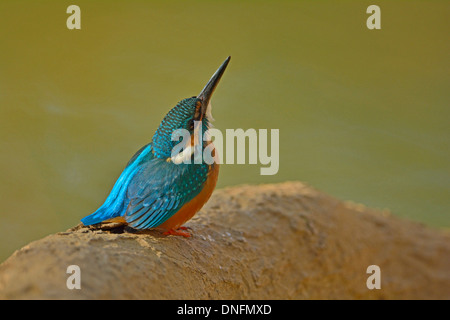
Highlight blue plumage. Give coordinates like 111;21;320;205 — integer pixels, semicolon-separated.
81;143;152;226
124;155;209;229
81;98;209;229
81;57;230;233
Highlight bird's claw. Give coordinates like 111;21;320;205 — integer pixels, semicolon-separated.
163;228;191;238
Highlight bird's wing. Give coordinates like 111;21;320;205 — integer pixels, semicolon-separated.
124;158;209;229
81;143;154;226
126;142;152;167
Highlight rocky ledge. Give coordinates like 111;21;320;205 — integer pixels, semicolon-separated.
0;182;448;299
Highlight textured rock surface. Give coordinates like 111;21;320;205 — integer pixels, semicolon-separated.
0;182;449;299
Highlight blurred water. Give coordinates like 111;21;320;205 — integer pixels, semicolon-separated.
0;1;449;262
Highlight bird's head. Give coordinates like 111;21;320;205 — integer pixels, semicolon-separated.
152;56;230;160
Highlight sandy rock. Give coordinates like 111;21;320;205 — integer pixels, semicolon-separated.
0;182;448;299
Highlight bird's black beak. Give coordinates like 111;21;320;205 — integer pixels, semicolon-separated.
197;56;230;116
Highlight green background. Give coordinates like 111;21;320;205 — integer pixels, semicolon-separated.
0;1;449;262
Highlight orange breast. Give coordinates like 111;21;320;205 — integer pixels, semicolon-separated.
159;162;219;230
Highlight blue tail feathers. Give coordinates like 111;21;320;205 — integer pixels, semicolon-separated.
81;206;117;226
81;143;152;226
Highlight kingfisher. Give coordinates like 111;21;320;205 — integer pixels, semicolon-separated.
81;56;230;237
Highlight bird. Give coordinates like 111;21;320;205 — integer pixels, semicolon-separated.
81;56;230;237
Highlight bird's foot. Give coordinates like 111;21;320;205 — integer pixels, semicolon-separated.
163;227;191;238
